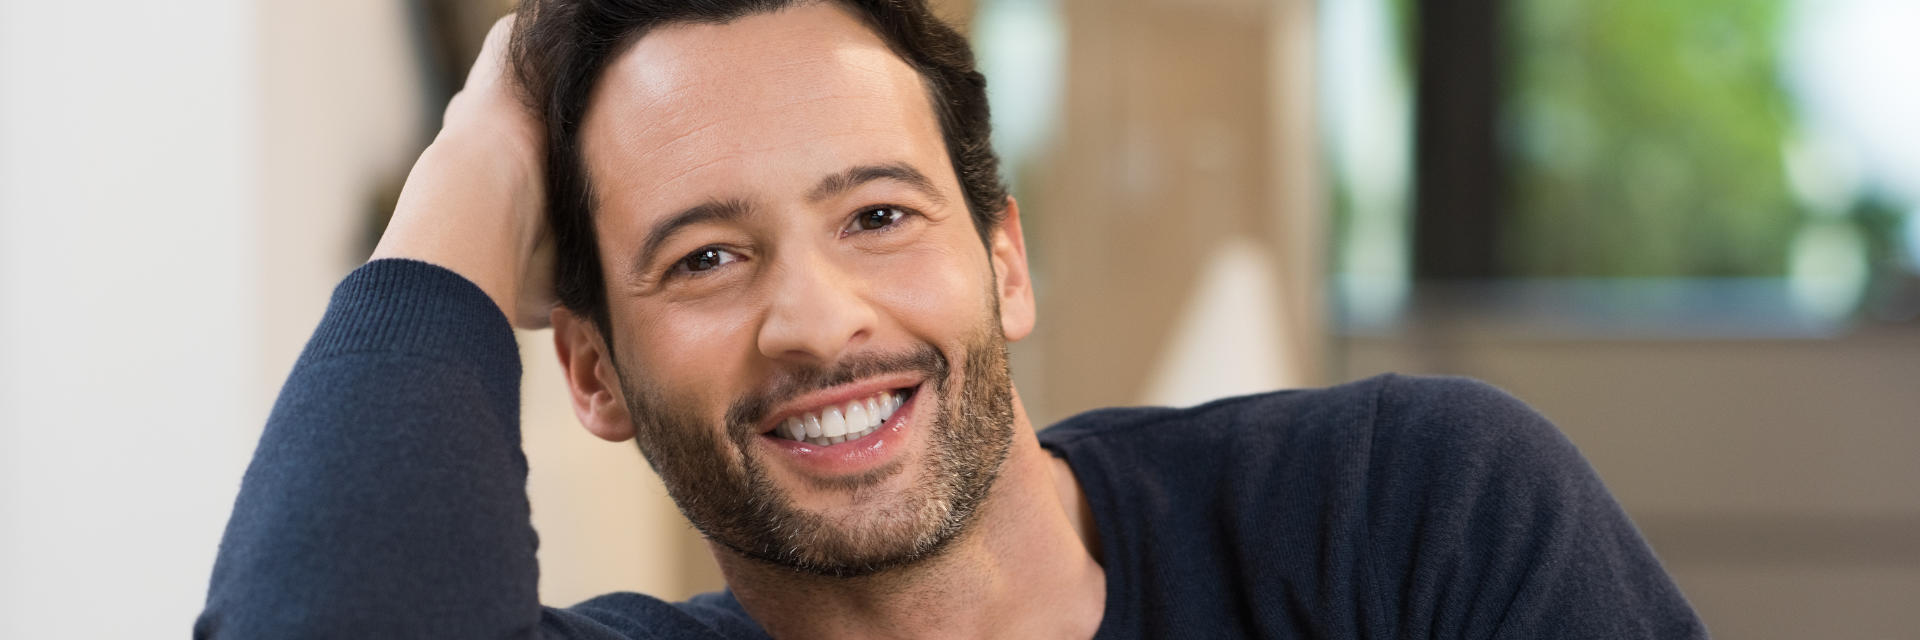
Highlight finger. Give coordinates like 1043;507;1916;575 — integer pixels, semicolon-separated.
465;14;518;89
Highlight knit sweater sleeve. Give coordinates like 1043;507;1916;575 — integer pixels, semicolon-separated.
1362;376;1708;639
195;259;549;638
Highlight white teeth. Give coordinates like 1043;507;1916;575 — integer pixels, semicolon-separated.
821;407;848;438
771;389;910;445
845;401;870;436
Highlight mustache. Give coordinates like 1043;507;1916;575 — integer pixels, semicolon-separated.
724;343;948;442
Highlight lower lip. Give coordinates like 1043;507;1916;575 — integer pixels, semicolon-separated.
758;384;922;477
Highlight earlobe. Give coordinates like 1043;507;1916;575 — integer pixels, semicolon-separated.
989;197;1037;342
551;307;636;442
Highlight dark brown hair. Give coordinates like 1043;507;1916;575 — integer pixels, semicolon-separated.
509;0;1007;333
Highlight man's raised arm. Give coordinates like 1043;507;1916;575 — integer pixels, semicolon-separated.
196;17;563;637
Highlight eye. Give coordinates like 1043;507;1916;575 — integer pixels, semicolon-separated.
672;246;741;276
848;206;908;233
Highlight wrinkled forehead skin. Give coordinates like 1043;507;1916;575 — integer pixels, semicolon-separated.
576;2;963;281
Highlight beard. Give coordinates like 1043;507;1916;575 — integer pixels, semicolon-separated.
613;317;1015;578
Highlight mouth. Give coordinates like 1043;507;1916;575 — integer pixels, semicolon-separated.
761;385;918;448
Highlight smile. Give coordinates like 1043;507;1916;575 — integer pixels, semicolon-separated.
768;388;911;447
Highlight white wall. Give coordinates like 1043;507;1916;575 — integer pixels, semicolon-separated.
0;0;431;636
0;1;260;637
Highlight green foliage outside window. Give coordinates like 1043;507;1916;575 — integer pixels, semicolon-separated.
1505;0;1800;277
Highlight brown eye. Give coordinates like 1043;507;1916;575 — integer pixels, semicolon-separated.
676;247;739;274
854;207;904;231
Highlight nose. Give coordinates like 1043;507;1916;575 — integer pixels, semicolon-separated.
755;248;877;366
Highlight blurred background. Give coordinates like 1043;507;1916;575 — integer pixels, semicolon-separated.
2;0;1916;637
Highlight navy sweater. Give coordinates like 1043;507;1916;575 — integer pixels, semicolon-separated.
198;260;1705;638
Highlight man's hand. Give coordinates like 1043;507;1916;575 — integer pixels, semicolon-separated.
371;15;555;329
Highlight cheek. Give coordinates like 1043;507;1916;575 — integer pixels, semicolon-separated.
870;237;994;337
619;300;763;415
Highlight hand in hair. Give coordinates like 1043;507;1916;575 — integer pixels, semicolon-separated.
371;15;555;329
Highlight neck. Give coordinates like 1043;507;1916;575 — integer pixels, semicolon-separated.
718;392;1106;639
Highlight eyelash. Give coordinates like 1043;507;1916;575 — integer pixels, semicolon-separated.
662;205;920;280
842;205;916;236
667;246;743;279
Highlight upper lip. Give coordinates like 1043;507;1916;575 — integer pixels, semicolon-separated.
757;373;923;435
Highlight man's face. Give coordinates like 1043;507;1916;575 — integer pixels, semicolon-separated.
572;3;1029;576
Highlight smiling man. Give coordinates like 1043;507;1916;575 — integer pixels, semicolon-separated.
197;0;1705;638
541;5;1044;593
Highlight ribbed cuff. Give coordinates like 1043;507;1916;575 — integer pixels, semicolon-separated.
302;259;522;411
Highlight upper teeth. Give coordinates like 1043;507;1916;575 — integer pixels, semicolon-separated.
776;390;905;446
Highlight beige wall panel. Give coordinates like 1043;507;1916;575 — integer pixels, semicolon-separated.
1343;334;1920;514
1033;0;1321;424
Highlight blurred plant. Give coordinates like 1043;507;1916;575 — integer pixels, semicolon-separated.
1504;0;1802;278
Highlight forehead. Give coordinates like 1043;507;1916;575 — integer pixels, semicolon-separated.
579;2;950;223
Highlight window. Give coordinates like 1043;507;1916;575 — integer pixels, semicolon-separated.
1325;0;1920;333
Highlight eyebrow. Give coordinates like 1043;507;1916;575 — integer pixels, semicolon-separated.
807;162;947;206
632;197;755;280
632;162;947;278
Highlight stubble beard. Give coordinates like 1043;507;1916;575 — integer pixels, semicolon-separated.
616;319;1016;579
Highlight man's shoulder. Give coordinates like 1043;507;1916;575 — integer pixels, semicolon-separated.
1037;376;1703;637
1038;373;1551;465
1035;373;1591;525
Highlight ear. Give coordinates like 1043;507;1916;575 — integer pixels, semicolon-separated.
988;196;1037;342
551;307;636;442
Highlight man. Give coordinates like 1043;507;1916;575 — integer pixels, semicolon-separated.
198;0;1706;637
